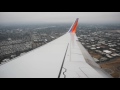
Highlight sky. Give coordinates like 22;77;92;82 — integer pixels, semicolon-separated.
0;12;120;24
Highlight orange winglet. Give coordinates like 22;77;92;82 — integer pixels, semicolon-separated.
69;18;79;33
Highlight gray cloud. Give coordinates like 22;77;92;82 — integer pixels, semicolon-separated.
0;12;120;24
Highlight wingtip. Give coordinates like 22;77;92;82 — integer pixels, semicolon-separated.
68;18;79;33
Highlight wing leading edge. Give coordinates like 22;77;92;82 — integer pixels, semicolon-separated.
0;18;112;78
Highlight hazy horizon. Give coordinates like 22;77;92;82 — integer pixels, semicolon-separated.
0;12;120;25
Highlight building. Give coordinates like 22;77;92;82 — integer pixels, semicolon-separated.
103;50;112;54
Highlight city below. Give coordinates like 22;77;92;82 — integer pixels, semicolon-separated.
0;23;120;78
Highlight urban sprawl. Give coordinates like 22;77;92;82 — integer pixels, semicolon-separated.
0;23;120;65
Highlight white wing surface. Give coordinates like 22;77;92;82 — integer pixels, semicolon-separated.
0;18;112;78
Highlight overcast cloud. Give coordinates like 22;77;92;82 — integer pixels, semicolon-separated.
0;12;120;24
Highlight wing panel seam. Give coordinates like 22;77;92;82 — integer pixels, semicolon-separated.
58;43;69;78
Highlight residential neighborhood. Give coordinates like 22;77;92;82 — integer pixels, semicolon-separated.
0;24;69;64
1;23;120;65
77;29;120;63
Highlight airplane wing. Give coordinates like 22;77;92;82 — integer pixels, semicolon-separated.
0;18;112;78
